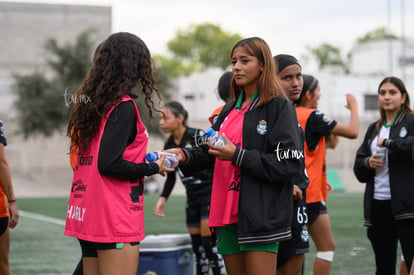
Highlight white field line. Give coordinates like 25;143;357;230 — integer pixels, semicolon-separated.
18;211;72;275
19;210;65;226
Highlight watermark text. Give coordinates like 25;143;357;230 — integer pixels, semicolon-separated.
64;87;92;106
274;142;304;161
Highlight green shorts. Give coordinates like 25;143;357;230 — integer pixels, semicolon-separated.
215;223;279;255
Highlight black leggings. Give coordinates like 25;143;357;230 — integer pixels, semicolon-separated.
368;200;414;274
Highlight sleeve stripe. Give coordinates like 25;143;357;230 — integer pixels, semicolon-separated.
235;148;245;166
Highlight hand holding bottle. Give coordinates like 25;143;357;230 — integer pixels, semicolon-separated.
369;138;386;169
164;148;185;163
207;133;236;161
146;151;179;168
153;154;175;176
205;127;226;146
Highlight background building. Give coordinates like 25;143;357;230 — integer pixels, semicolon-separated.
0;2;111;117
0;2;111;196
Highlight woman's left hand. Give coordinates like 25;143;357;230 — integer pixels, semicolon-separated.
207;134;236;161
326;134;339;149
293;185;303;200
327;182;334;194
8;202;18;228
326;182;335;194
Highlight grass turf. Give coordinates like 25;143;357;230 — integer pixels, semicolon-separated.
9;192;403;274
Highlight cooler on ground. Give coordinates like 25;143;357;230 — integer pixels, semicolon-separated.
137;233;194;275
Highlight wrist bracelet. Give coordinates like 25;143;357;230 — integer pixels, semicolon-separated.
8;199;16;203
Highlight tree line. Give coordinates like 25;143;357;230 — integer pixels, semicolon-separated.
13;24;398;139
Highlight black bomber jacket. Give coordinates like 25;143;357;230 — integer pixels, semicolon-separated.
180;95;301;245
353;112;414;227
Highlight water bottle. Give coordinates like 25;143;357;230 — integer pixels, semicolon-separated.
375;146;386;161
205;127;226;146
145;151;179;168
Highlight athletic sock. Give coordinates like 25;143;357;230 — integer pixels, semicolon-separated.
202;236;226;275
191;234;209;275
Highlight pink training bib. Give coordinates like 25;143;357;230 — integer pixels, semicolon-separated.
65;96;148;243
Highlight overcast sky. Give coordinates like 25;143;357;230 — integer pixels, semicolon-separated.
3;0;414;58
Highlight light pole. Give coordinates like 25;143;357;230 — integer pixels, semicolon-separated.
387;0;394;75
401;0;406;81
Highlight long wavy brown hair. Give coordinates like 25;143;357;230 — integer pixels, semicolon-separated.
229;37;284;107
67;32;161;154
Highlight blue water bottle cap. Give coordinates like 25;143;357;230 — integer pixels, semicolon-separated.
205;127;215;137
145;152;156;162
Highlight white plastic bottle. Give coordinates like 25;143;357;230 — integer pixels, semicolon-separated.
205;127;226;146
145;151;179;168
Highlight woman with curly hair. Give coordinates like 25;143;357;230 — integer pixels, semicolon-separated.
64;32;173;275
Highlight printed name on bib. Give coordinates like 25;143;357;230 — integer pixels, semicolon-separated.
67;205;86;222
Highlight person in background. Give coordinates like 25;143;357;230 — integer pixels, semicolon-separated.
274;54;309;275
64;32;172;275
209;71;232;125
354;76;414;275
0;119;18;275
167;37;301;275
295;74;359;275
154;101;225;275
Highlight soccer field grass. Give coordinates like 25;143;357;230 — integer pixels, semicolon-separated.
9;192;403;274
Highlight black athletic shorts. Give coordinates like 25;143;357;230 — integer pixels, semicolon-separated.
307;201;328;226
186;184;212;227
0;217;8;236
277;191;310;269
79;239;140;257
